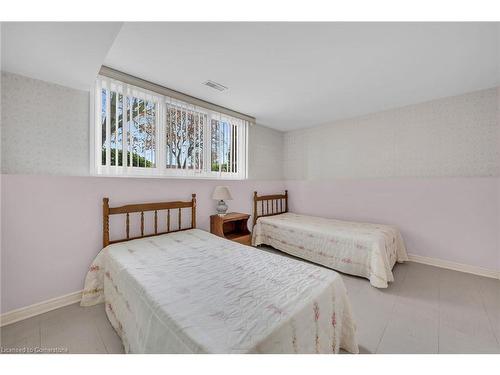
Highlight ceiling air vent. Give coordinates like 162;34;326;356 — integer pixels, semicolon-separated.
203;80;228;92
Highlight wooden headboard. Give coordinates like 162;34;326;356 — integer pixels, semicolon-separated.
102;194;197;247
253;190;288;226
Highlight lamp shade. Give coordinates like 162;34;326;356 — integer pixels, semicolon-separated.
212;186;233;201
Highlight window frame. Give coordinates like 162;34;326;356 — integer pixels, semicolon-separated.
90;76;248;180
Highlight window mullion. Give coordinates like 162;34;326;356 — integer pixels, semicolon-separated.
114;89;119;167
205;112;212;176
105;86;111;168
244;121;249;179
95;82;102;171
218;115;222;176
174;103;178;171
120;90;126;168
129;94;133;168
157;99;165;173
193;105;198;173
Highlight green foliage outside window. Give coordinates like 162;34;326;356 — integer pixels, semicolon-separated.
102;148;154;168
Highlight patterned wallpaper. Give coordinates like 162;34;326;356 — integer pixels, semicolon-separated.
1;72;284;179
248;124;284;180
3;71;497;179
1;72;90;175
284;87;499;179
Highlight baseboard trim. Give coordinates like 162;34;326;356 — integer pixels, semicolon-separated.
408;254;500;280
0;290;82;327
1;255;499;327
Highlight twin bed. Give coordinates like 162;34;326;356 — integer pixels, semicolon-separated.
81;191;407;353
81;194;359;354
252;191;408;288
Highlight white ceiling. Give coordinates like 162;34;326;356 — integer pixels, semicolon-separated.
2;22;499;130
1;22;122;90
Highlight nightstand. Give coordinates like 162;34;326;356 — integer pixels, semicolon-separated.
210;212;251;246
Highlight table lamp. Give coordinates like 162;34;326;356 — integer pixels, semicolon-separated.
212;186;233;216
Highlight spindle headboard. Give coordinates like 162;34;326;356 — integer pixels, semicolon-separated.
102;194;197;248
253;190;288;226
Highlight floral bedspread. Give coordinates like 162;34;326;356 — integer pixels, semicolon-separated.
81;229;358;354
252;213;408;288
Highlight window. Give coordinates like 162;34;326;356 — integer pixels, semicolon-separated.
211;118;239;173
165;102;205;172
94;76;248;179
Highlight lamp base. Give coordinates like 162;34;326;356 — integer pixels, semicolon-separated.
216;200;228;216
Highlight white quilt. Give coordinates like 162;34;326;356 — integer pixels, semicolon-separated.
252;213;408;288
81;229;358;354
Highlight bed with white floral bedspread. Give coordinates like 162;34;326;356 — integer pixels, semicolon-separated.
252;213;408;288
81;229;358;354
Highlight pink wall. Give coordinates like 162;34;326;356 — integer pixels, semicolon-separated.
2;174;498;314
286;177;499;271
0;174;285;313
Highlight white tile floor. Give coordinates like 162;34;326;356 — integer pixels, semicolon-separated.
1;260;499;354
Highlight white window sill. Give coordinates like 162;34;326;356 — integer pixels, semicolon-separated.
92;167;246;180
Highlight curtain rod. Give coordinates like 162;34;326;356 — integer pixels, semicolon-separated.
99;66;256;123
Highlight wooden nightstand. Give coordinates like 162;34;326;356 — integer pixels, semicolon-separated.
210;212;251;246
